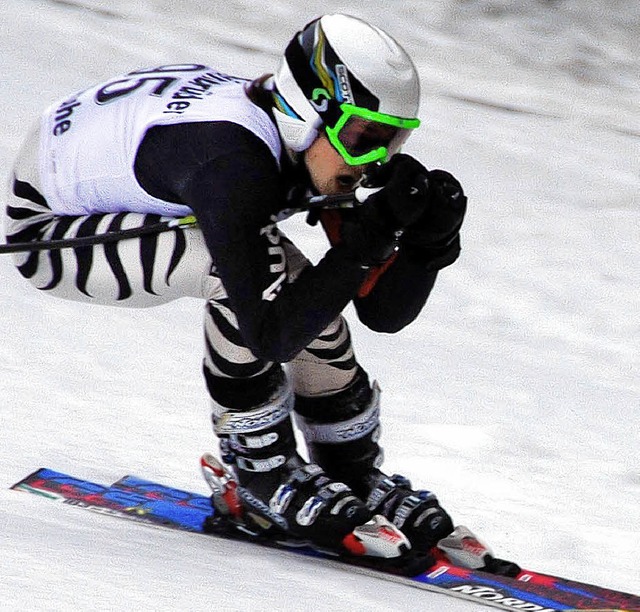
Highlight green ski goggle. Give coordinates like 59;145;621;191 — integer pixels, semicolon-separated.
324;103;421;166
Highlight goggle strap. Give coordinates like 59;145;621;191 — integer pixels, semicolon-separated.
284;38;341;126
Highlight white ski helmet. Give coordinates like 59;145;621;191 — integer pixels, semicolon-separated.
272;14;421;166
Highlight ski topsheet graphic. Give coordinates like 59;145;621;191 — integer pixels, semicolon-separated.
11;468;640;612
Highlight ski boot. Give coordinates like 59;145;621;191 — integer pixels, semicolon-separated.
205;370;410;559
293;367;455;552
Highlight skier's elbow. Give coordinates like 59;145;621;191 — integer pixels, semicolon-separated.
356;306;415;334
360;317;408;334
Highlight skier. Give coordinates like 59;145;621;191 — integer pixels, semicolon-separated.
5;14;466;556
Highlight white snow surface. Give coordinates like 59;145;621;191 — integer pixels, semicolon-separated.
1;1;638;610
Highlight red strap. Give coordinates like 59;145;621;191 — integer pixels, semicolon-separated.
357;253;397;298
319;209;342;245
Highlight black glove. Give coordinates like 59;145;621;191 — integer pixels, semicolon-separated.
338;154;432;267
400;169;467;270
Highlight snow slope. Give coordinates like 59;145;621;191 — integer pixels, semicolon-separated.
1;1;638;609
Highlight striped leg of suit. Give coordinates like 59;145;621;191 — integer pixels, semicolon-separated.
6;194;210;307
287;315;359;397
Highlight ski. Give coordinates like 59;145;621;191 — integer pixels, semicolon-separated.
11;468;640;612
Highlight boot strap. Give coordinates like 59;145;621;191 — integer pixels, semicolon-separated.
236;454;287;473
295;382;381;444
214;381;293;436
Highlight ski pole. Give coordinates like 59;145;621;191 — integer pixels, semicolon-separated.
0;215;198;255
0;192;360;255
